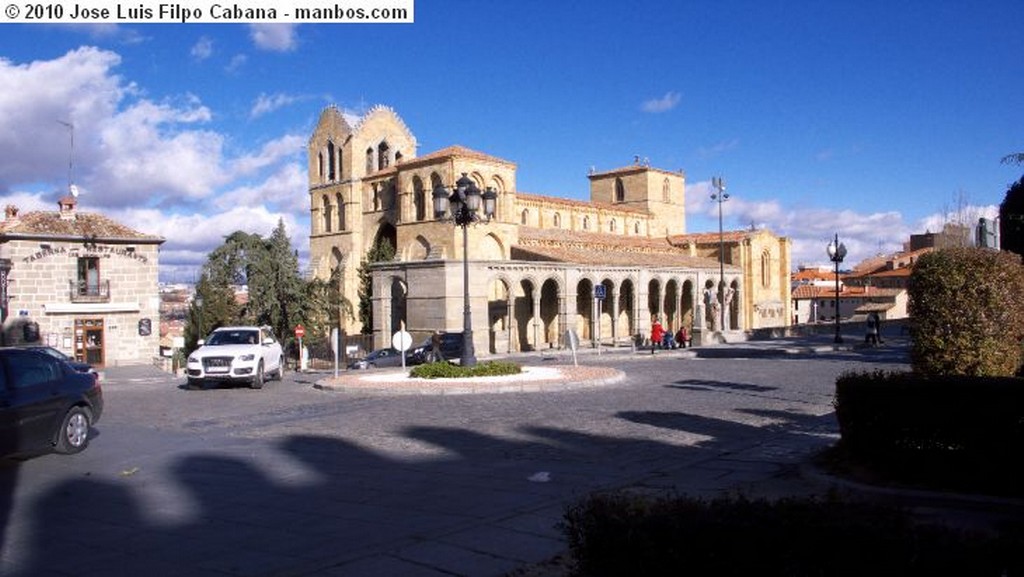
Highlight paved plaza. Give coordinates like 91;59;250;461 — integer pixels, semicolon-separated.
0;335;973;577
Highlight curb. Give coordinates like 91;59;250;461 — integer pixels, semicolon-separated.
313;365;626;395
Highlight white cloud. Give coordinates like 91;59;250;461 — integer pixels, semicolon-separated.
226;53;247;73
641;91;681;113
697;138;740;159
249;24;298;52
191;36;213;60
251;93;300;118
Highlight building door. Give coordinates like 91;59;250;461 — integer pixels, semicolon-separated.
75;318;105;367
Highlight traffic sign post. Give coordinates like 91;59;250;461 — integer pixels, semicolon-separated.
392;329;413;368
294;324;305;372
593;285;605;355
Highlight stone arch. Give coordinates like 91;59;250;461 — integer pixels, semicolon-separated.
317;151;324;183
327;141;337;181
515;278;537;352
413;176;426;222
575;277;595;340
407;235;430;261
322;194;333;233
598;278;615;344
615;177;625;202
618;277;636;340
521;209;529;225
648;277;663;325
553;212;562;228
728;278;741;330
365;147;374;174
389;277;408;335
582;215;590;231
681;279;695;329
760;248;772;288
664;278;680;332
371;222;397;259
335;193;345;231
377;140;390;170
609;218;617;233
540;277;562;349
480;232;504;260
662;177;670;202
488;276;512;354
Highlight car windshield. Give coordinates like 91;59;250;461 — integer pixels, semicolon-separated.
205;330;260;346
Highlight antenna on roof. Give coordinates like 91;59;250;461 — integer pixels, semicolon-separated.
56;120;75;195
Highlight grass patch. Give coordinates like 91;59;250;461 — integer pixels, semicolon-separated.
409;360;522;379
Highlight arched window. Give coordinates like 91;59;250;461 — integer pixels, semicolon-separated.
609;219;617;232
365;147;374;174
430;173;444;220
395;150;403;163
413;176;426;221
521;209;529;225
615;178;625;203
317;152;324;182
553;213;561;228
322;195;332;233
336;193;345;231
662;178;670;202
761;249;772;288
327;141;336;181
372;184;381;211
583;216;590;230
378;141;390;170
634;221;641;234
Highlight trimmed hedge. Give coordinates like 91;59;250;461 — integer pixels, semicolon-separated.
408;360;521;379
562;492;1023;577
908;247;1024;377
834;370;1024;457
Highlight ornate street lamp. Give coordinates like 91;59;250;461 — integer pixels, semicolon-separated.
433;173;497;367
826;233;847;344
711;176;729;332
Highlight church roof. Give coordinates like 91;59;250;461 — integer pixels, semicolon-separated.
587;164;683;179
514;227;725;268
515;192;650;215
668;230;767;245
0;209;164;243
399;145;515;169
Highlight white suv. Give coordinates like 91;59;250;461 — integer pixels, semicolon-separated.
186;326;284;389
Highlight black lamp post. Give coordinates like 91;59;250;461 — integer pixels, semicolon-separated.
433;173;497;367
0;258;11;328
826;233;847;344
711;177;729;332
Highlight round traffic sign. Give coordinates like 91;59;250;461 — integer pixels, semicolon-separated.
294;324;305;339
392;330;413;351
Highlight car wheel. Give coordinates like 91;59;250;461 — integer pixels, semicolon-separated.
55;406;93;454
250;361;265;389
274;361;284;381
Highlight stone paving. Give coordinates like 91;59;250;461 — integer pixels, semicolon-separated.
3;333;1013;577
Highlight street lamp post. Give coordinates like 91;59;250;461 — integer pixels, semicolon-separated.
711;177;729;332
826;233;847;344
433;173;497;367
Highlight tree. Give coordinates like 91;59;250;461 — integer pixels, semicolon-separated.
303;265;352;340
357;236;395;334
186;221;307;350
908;247;1024;376
999;175;1024;256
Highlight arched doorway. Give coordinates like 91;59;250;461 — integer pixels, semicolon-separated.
488;278;511;354
515;279;536;352
575;278;594;340
540;278;561;349
618;278;636;341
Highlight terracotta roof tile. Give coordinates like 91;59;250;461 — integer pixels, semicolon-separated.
515;192;650;215
515;227;723;268
1;210;164;243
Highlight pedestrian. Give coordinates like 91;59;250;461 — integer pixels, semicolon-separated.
430;330;444;362
865;312;879;347
663;329;676;349
676;326;689;348
650;320;665;350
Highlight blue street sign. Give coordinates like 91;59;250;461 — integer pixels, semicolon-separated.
593;285;606;300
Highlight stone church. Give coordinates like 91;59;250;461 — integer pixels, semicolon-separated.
307;105;791;355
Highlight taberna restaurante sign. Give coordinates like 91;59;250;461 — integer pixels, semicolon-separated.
22;244;149;264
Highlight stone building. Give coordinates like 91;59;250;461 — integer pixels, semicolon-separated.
0;197;164;367
307;105;791;354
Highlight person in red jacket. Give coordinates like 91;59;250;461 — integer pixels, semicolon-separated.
650;320;665;349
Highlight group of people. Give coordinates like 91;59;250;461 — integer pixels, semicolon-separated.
649;320;689;350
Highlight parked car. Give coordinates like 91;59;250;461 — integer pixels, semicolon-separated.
348;347;405;370
30;345;101;382
186;326;284;389
409;332;465;365
0;347;104;457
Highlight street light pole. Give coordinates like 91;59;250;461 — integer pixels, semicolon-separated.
826;233;847;344
433;173;497;367
711;177;729;332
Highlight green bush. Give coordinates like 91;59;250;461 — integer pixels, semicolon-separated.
562;492;1023;577
908;247;1024;376
409;360;521;379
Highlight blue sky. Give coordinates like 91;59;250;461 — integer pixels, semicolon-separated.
1;1;1021;282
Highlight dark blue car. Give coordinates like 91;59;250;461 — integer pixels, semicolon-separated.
1;347;104;457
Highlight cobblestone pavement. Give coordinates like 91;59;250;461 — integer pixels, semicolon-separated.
1;339;912;576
